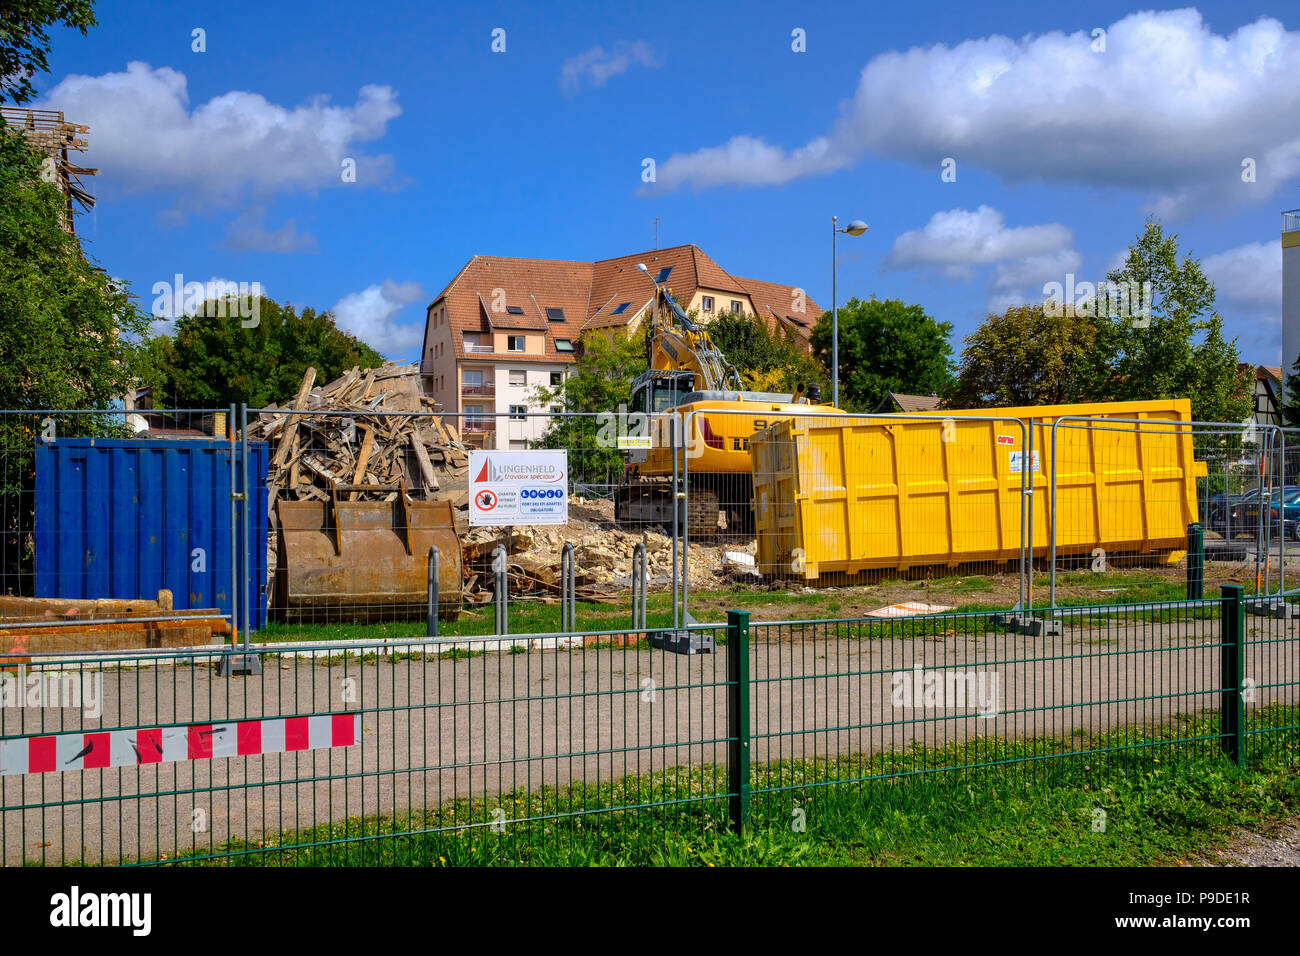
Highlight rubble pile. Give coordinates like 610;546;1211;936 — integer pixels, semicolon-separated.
251;367;755;605
461;498;756;600
246;363;472;507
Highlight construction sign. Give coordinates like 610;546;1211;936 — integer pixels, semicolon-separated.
468;450;568;526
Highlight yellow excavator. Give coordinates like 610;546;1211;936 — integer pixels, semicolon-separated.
614;263;843;536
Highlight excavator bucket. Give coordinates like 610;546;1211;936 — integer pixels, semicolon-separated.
273;493;463;622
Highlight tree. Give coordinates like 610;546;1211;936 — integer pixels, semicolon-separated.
809;297;954;411
142;298;384;408
0;128;150;410
948;220;1253;422
0;1;97;105
531;330;646;484
948;305;1106;408
1285;357;1300;429
706;312;827;394
1102;219;1252;423
1;120;140;594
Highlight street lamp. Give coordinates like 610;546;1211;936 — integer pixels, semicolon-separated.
831;216;868;409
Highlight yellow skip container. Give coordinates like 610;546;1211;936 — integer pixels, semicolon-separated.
750;399;1206;580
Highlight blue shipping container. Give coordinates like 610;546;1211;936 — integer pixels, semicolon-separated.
35;439;269;630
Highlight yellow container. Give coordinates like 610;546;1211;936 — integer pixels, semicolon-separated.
750;399;1206;580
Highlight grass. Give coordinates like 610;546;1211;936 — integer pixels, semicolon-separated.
243;568;1256;646
157;707;1300;868
226;564;1289;655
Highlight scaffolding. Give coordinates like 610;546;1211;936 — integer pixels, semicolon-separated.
0;106;97;233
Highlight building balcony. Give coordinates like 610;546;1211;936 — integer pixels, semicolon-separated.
461;383;495;397
464;343;494;353
1285;209;1300;234
462;417;498;432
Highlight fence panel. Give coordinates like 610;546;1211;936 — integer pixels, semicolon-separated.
1047;418;1278;610
0;408;245;658
745;598;1236;798
683;408;1032;618
244;408;682;639
1;623;731;865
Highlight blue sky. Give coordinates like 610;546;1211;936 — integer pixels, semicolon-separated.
34;0;1300;366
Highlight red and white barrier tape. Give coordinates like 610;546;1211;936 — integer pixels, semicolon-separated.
0;714;361;776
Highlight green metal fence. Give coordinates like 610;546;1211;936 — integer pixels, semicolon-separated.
1;587;1295;865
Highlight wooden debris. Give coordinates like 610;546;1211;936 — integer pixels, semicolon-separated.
245;362;470;507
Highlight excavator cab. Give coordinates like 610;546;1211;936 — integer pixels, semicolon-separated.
630;370;696;416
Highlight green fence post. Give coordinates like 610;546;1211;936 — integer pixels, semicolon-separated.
727;609;751;835
1219;585;1245;766
1187;522;1204;600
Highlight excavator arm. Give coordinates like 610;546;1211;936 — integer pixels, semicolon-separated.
643;286;742;392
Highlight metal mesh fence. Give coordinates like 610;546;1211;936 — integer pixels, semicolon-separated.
0;408;240;655
3;591;1293;865
1047;418;1294;609
684;408;1032;610
246;408;682;638
749;598;1232;789
1;624;732;865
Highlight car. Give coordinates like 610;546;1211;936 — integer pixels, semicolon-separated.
1270;490;1300;540
1217;487;1263;535
1206;489;1253;532
1235;485;1300;538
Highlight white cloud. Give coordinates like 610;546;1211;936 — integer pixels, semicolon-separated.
331;280;427;357
37;62;401;210
1203;240;1282;313
885;206;1084;313
992;250;1084;291
885;205;1075;279
221;207;318;254
652;10;1300;210
560;41;659;92
654;135;840;190
1203;240;1283;360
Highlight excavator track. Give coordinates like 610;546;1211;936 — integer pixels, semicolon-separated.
614;473;751;538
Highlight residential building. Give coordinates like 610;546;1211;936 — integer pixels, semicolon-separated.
420;244;822;448
881;392;945;413
1241;363;1282;432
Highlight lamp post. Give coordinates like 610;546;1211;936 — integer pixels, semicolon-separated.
831;216;868;409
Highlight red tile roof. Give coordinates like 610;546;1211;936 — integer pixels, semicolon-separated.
427;245;821;364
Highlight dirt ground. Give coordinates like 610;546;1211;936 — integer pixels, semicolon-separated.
1197;820;1300;867
685;558;1278;623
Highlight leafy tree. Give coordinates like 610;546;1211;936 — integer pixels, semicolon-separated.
809;297;954;411
0;0;97;104
949;220;1252;423
1102;219;1252;423
948;305;1106;408
1284;356;1300;429
0;128;150;410
142;298;384;408
706;312;827;394
531;330;646;484
1;120;140;593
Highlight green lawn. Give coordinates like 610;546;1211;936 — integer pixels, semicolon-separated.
241;568;1258;645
